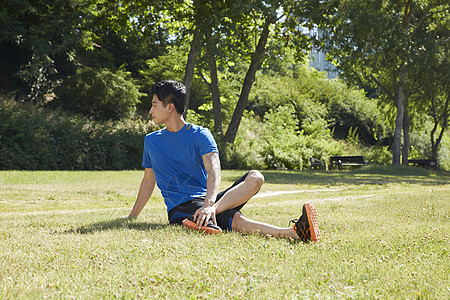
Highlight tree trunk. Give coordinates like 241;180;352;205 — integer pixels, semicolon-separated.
206;40;223;135
183;28;202;119
430;92;449;160
393;1;414;165
392;69;406;165
224;17;273;143
402;96;410;166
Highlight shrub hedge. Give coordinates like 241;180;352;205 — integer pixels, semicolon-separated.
4;97;443;171
54;68;144;121
0;99;154;170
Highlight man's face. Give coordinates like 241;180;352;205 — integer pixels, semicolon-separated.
149;94;169;125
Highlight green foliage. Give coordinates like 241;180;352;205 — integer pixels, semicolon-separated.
364;146;392;165
325;83;385;145
301;0;449;164
438;131;450;171
213;65;393;170
261;105;304;169
218;111;265;170
0;99;154;170
138;47;185;112
0;0;170;104
55;68;144;120
1;0;446;170
259;105;341;170
346;127;360;147
250;67;387;146
245;67;388;169
0;0;89;100
184;109;209;129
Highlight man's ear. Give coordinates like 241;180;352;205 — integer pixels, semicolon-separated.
166;103;176;112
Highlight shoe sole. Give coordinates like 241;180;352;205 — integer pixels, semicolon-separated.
304;202;320;242
182;219;222;235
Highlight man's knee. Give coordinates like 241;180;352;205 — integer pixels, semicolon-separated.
246;170;264;189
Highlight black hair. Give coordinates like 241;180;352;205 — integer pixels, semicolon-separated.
150;80;186;115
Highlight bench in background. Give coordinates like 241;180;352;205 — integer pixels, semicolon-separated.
310;157;324;170
408;159;439;169
330;156;369;171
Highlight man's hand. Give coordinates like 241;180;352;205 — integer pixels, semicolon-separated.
193;205;217;228
197;152;221;229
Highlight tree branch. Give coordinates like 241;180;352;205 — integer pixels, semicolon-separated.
198;71;211;89
369;74;395;101
413;5;435;33
403;0;414;26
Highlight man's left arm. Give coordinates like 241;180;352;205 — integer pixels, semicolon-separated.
193;152;221;228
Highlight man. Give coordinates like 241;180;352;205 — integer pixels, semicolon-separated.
127;80;320;242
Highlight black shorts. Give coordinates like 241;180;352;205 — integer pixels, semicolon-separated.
168;172;252;231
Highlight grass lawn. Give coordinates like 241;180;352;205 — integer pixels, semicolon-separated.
0;166;449;299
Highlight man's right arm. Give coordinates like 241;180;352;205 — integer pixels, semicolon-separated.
128;168;156;218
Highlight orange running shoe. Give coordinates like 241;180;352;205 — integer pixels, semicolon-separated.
290;202;320;242
182;215;222;235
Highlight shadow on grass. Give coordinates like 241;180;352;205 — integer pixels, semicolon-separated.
65;218;169;234
256;165;450;186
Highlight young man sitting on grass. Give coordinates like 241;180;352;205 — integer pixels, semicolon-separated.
127;80;320;242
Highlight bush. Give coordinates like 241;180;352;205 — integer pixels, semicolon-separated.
217;111;265;170
259;105;342;170
0;99;154;170
364;146;392;165
249;68;387;147
324;82;385;145
438;131;450;171
55;68;144;120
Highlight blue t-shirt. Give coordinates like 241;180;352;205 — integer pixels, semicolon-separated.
142;123;218;212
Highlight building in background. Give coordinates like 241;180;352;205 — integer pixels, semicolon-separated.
309;47;339;79
300;26;339;79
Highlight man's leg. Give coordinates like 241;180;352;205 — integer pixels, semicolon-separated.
183;170;320;241
231;213;299;239
231;202;320;241
214;170;264;214
175;171;263;234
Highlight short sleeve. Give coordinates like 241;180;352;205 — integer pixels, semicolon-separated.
196;128;218;157
142;135;153;168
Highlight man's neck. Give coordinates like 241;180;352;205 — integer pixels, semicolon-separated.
165;116;186;132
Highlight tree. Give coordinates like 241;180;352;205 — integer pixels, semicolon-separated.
0;0;169;107
75;0;172;75
429;79;450;161
414;32;450;160
56;67;143;120
185;0;310;143
301;0;449;165
0;0;88;101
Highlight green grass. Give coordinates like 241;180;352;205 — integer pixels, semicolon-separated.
1;167;449;299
